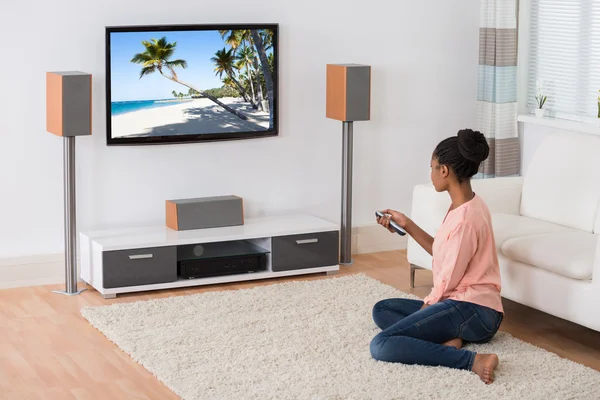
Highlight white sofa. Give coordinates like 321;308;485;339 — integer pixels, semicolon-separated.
407;131;600;333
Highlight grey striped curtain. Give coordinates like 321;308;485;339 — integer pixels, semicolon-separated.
475;0;521;178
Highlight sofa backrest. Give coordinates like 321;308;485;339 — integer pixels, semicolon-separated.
520;131;600;233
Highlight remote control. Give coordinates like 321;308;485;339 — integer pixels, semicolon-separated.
375;211;407;236
375;211;387;219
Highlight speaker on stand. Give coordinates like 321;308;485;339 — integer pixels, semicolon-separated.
326;64;371;265
46;71;92;296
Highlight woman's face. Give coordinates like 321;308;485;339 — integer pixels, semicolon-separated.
430;156;449;192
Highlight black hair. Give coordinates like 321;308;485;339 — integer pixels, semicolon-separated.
433;129;490;182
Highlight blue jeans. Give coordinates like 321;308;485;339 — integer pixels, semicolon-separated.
370;298;503;370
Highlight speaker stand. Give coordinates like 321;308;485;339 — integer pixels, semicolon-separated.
340;121;354;265
52;136;87;296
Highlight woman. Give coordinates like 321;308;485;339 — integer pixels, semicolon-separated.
372;128;503;384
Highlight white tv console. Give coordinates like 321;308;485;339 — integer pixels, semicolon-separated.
80;214;340;299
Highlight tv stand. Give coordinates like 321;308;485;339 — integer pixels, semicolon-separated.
79;215;340;299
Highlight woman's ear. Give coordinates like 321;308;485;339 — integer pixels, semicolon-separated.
440;164;449;178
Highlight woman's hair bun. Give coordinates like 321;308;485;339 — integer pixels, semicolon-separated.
457;129;489;163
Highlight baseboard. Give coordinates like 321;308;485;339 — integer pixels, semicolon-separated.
352;224;408;254
0;253;83;290
0;224;402;289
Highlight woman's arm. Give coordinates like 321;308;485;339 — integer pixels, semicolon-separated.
379;209;434;256
404;219;434;256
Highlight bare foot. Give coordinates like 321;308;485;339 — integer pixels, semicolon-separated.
471;353;499;384
442;338;463;350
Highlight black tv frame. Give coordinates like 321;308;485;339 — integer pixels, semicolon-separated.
105;23;279;146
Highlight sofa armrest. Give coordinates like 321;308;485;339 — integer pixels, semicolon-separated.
471;176;524;215
406;184;450;270
409;183;450;235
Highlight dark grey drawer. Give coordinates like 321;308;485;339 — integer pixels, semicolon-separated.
271;231;339;272
103;246;177;288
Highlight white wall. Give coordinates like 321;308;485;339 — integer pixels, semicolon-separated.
0;0;479;259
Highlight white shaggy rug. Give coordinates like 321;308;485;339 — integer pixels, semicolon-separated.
81;274;600;400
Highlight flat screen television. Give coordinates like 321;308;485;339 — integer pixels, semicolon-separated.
105;23;278;145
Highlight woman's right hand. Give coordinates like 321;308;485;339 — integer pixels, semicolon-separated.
380;209;434;256
376;214;395;233
377;209;411;233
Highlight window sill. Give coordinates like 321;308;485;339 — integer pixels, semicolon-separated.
517;114;600;136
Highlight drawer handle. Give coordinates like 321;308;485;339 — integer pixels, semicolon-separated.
128;254;154;260
296;239;319;245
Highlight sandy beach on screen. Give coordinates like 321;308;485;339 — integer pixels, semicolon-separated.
111;97;270;138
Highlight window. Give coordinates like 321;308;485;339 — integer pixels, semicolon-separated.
526;0;600;120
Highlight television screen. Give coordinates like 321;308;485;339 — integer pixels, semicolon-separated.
105;24;278;145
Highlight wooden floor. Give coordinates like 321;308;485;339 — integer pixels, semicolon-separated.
1;250;599;399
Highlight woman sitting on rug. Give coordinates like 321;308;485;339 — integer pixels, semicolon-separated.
372;128;503;384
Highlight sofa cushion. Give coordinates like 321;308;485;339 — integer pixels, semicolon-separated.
501;232;597;280
520;132;600;233
491;213;578;250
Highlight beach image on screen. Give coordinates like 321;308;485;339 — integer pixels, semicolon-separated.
109;28;275;139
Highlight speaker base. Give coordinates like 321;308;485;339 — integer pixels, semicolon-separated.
51;287;87;296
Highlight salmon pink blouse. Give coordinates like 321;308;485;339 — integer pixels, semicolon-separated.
423;194;504;314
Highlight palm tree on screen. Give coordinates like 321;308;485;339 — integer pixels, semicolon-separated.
236;46;257;104
211;48;255;107
250;30;274;128
130;37;249;121
219;29;271;114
